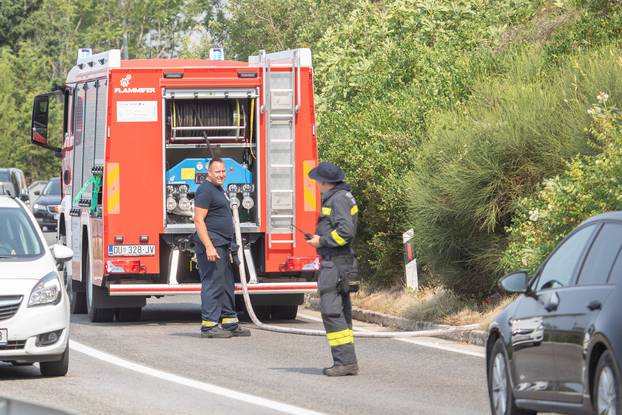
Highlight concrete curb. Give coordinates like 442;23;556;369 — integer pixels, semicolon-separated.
305;297;488;347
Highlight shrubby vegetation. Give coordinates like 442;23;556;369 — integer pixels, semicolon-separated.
503;92;622;274
408;47;622;294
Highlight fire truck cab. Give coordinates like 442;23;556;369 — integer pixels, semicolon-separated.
31;48;320;322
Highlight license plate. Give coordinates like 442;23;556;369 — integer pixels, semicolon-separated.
0;329;7;346
108;245;155;257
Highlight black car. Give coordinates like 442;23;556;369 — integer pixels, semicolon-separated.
487;212;622;415
32;177;61;231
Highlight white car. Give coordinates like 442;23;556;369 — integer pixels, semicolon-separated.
0;195;72;376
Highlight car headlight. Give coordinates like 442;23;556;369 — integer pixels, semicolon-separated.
49;205;62;213
28;272;62;307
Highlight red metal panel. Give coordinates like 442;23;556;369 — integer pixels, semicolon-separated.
103;69;164;274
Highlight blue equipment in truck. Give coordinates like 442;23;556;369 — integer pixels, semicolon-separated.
166;158;253;192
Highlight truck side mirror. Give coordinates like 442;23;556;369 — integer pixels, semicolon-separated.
31;93;61;153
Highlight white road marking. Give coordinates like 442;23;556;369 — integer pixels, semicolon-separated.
69;340;325;415
297;311;485;359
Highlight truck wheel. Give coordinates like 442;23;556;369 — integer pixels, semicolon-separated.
250;305;271;321
85;251;114;323
115;307;142;322
60;232;86;315
67;265;86;315
271;305;298;320
40;345;69;377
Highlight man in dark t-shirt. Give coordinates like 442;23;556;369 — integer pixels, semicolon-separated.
193;158;251;338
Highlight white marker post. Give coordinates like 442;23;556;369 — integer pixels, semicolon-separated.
403;229;418;289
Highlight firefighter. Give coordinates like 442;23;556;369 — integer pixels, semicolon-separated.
193;158;251;338
307;162;360;376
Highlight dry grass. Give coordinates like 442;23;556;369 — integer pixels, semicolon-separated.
351;286;515;330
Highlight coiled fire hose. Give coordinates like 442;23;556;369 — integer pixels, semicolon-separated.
231;200;480;338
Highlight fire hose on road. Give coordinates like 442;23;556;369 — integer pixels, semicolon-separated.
230;200;480;338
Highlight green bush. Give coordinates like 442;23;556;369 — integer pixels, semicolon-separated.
315;0;540;287
503;93;622;273
407;47;622;296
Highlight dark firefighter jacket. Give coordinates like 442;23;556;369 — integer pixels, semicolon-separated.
315;183;358;257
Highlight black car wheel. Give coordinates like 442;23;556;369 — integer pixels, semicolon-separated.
594;351;621;415
488;338;536;415
39;345;69;377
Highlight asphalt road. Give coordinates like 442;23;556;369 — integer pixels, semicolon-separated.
0;232;491;415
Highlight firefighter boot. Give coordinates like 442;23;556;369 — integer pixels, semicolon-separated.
323;363;359;377
201;326;233;339
229;326;251;337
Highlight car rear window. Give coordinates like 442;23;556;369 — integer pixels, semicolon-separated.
0;207;43;259
0;172;9;182
577;223;622;286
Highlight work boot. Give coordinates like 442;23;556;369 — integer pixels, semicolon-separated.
201;326;233;339
322;363;359;377
228;326;251;337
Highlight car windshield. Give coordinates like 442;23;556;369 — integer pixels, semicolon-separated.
43;180;61;196
0;207;43;259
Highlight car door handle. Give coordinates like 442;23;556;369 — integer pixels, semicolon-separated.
545;292;559;312
587;300;602;311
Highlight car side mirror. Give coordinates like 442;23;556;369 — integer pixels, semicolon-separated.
50;244;73;263
499;271;529;294
19;194;30;202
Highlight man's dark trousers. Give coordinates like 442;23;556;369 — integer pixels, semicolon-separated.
195;244;239;331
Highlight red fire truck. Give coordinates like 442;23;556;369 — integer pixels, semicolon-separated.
31;48;320;322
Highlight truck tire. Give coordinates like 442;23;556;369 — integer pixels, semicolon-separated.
40;345;69;377
59;232;86;315
271;305;298;320
115;307;142;322
68;268;87;315
85;250;114;323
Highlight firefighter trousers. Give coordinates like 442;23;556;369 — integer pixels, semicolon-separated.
319;258;357;366
195;244;239;331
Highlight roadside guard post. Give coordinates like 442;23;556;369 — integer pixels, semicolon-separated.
403;229;418;289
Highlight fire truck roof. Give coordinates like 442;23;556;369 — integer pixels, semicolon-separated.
120;59;250;69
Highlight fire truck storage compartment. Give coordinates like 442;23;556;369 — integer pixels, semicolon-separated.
163;93;259;226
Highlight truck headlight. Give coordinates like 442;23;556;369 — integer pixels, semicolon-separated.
28;272;61;307
166;195;177;212
242;194;254;210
